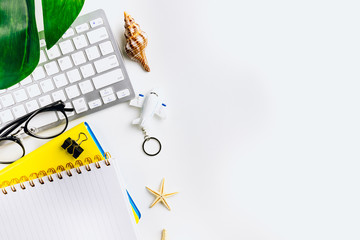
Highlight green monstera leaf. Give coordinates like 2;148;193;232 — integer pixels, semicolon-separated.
0;0;85;89
0;0;40;89
42;0;85;49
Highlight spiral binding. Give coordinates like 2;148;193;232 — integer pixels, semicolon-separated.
0;153;111;195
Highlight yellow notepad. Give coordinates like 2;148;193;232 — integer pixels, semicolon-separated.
0;122;141;223
0;122;101;182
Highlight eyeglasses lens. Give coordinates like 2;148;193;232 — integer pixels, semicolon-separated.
0;139;24;163
27;110;68;138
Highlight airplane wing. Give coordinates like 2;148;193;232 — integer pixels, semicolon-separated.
155;103;167;119
129;94;145;108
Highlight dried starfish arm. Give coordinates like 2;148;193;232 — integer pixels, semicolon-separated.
160;178;165;194
150;196;162;208
164;192;179;198
146;186;160;195
160;198;171;210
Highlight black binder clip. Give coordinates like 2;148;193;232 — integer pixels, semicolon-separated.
61;133;88;159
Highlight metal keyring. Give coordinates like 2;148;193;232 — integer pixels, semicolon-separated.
142;137;162;156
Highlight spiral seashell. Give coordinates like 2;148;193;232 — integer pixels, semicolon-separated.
124;12;150;72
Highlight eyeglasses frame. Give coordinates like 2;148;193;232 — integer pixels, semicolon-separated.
0;100;74;162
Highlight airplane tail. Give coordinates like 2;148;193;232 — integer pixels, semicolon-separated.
132;118;141;125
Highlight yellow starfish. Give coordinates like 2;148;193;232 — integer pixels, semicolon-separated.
146;178;178;210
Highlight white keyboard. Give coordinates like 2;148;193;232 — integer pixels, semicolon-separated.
0;9;134;129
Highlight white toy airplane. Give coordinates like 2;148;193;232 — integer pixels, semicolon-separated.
130;90;167;130
130;90;167;156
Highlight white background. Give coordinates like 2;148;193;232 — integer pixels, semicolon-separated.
2;0;360;239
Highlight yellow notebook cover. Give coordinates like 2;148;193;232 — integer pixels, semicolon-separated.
0;122;102;182
0;122;141;223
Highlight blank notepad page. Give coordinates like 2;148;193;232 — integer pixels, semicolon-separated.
0;160;139;240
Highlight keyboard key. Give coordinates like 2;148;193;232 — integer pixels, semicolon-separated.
64;102;75;117
75;23;89;33
100;87;113;97
46;45;61;60
52;90;67;102
62;28;75;39
92;69;124;89
32;66;46;80
58;56;73;71
85;46;100;60
27;107;58;127
72;98;88;113
65;85;80;99
44;61;60;76
27;84;41;98
26;100;39;112
80;64;95;78
88;99;102;109
58;111;67;120
94;55;119;73
53;74;68;88
117;89;130;99
99;41;114;55
0;109;14;123
79;80;94;94
66;69;81;83
59;40;75;55
33;111;58;126
0;94;15;107
20;76;32;86
12;105;27;118
71;51;86;66
87;27;108;44
39;50;47;63
13;89;28;102
90;18;103;28
8;84;20;90
39;95;52;107
102;93;116;104
40;39;46;48
73;35;88;49
58;102;74;119
58;112;64;120
40;79;55;93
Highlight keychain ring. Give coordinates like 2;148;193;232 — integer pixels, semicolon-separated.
142;137;162;156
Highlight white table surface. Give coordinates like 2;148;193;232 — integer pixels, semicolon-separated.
2;0;360;239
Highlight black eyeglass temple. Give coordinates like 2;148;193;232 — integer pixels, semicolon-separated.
0;120;25;137
0;100;74;137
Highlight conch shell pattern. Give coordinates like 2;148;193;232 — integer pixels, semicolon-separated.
124;12;150;72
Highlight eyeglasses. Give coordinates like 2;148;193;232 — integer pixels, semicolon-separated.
0;100;74;164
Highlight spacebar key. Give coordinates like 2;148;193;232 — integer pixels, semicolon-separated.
92;69;125;89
